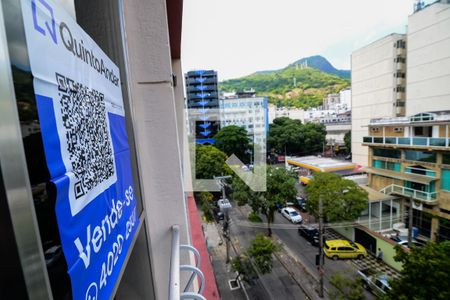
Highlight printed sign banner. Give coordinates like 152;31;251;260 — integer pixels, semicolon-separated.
20;0;139;299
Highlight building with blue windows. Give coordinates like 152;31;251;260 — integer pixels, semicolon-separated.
185;70;219;144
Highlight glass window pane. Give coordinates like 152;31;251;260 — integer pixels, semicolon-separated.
373;148;401;159
405;150;436;163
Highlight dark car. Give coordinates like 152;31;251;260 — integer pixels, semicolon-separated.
298;225;320;246
213;207;224;221
275;201;284;213
294;196;307;211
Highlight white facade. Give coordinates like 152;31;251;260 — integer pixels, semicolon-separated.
351;33;407;167
268;104;305;123
322;93;340;110
406;2;450;115
339;88;352;111
220;97;268;148
304;108;338;122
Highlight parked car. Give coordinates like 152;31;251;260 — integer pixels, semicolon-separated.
300;175;311;186
324;239;367;260
275;201;285;213
294;196;307;211
212;207;224;221
298;225;319;246
390;236;425;248
357;268;392;297
281;207;303;224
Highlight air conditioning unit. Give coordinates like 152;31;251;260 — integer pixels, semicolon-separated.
412;200;423;211
394;127;404;133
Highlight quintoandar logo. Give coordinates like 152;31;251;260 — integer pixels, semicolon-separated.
31;0;57;44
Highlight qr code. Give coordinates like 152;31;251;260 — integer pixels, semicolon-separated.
56;73;115;200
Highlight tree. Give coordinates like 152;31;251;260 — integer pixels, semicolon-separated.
195;145;231;179
267;117;303;155
329;273;365;300
232;166;297;236
230;234;279;282
344;131;351;154
267;117;326;156
214;126;251;163
305;172;368;222
301;122;327;155
386;241;450;300
198;192;214;222
230;254;256;283
247;234;280;274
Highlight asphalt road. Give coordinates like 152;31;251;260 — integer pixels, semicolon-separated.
229;208;309;300
271;207;375;299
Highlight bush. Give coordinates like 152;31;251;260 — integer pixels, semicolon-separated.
248;212;263;223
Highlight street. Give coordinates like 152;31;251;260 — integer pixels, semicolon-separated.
228;207;309;299
227;202;375;299
272;211;375;299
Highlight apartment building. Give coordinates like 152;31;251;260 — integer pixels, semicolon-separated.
334;1;450;271
219;95;268;150
406;1;450;115
361;0;450;242
0;1;217;299
363;112;450;242
268;104;305;123
185;70;220;144
351;33;407;167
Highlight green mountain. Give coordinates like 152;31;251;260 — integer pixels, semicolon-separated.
220;56;350;109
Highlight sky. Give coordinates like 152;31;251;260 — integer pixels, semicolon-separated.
181;0;420;81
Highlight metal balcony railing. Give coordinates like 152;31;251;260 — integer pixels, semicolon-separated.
170;225;206;300
380;184;438;203
363;136;449;148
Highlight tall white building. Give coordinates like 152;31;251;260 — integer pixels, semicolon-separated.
406;1;450;115
351;33;407;166
220;96;268;149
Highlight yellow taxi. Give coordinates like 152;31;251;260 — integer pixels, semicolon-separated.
299;175;312;185
324;239;367;260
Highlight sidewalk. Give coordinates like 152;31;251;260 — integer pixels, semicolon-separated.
203;222;248;300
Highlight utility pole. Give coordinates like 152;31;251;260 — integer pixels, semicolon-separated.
215;176;232;263
408;196;414;248
318;196;324;298
224;208;230;263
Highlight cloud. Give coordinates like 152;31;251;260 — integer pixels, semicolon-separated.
182;0;415;80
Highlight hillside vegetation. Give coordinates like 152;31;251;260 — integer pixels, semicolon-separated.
220;56;350;109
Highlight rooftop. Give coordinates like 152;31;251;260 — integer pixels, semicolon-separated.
287;156;356;172
359;185;397;202
369;111;450;126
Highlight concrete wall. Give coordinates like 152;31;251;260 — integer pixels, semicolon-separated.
351;34;406;167
120;1;190;299
370;175;403;191
406;3;450;115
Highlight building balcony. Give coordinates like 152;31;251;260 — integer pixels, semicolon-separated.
185;77;217;85
380;184;438;204
363;136;449;149
187;91;219;100
186;84;218;93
